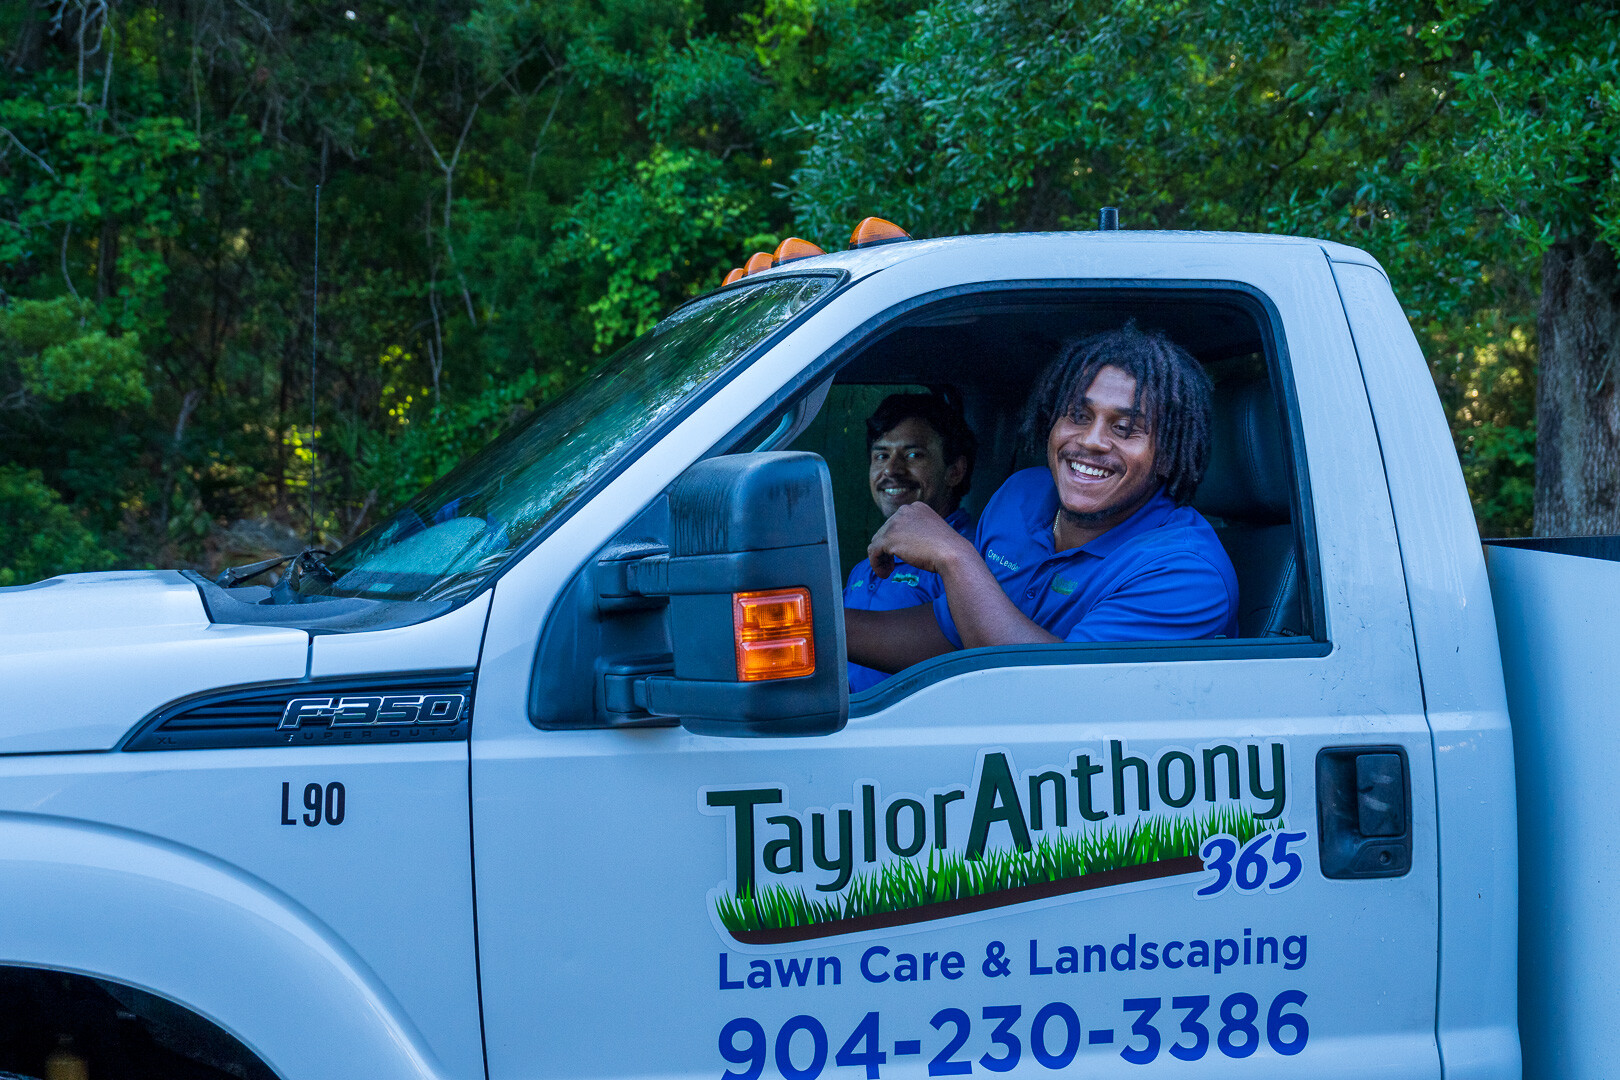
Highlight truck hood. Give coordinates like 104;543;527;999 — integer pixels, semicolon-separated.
0;571;308;754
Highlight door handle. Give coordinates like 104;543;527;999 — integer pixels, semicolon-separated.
1316;746;1412;879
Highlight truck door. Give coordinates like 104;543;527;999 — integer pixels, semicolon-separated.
468;243;1439;1080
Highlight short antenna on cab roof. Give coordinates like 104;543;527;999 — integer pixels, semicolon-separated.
1099;206;1120;231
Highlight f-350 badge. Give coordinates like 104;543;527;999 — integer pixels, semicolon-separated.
278;693;468;730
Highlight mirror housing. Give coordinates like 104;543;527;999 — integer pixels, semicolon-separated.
556;452;847;737
654;452;847;736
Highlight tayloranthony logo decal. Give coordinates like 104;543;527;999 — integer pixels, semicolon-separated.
702;741;1291;945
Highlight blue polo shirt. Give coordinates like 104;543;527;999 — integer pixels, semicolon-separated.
844;508;974;693
932;468;1237;648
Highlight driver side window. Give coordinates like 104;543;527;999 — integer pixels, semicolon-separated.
773;288;1323;704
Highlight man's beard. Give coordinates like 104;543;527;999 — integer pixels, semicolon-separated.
1059;484;1159;528
1060;506;1119;527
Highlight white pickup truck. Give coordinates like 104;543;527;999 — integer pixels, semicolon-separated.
0;227;1591;1080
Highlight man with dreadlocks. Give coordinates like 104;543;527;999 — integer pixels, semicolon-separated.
845;323;1237;673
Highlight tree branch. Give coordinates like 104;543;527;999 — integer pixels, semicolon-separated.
61;222;80;299
525;77;568;189
173;388;202;446
402;98;480;324
0;126;56;176
1254;102;1340;225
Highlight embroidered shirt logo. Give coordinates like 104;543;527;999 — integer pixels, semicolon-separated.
986;548;1020;573
1051;577;1078;595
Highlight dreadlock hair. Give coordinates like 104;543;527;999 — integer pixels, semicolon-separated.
1020;322;1214;506
866;392;978;503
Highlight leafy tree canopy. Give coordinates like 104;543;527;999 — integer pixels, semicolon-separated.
0;0;1613;583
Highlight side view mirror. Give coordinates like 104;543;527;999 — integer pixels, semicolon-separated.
531;452;848;737
648;452;847;736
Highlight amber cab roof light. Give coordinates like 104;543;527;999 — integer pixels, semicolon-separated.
742;251;775;276
774;237;825;265
733;588;815;682
722;267;745;286
849;216;912;249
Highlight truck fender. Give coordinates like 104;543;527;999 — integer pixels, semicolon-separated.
0;813;456;1080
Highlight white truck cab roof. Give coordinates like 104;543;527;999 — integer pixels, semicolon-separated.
720;229;1390;291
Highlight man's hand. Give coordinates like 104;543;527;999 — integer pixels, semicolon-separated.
872;503;1061;651
850;503;1060;675
868;503;977;578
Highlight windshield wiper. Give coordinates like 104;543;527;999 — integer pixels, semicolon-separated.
215;554;291;588
292;547;337;584
215;548;333;589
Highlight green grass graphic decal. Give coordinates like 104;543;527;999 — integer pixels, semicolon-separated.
716;808;1273;935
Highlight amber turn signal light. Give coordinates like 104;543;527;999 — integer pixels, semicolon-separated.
774;237;825;265
722;267;745;285
734;588;815;681
743;251;775;276
849;216;911;249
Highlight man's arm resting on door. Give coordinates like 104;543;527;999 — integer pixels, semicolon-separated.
863;503;1060;655
933;545;1061;649
845;606;954;674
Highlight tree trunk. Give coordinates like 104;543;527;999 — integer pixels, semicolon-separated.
1534;240;1620;535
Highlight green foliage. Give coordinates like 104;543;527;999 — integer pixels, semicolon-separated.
0;297;148;407
1445;3;1620;254
547;146;761;350
0;76;200;332
0;466;117;586
358;367;561;515
716;808;1272;934
0;0;1606;576
0;0;913;574
1450;322;1537;536
788;0;1572;534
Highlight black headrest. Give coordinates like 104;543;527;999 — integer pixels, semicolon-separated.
1193;381;1291;524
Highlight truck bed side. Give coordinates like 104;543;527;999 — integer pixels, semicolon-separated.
1486;537;1620;1080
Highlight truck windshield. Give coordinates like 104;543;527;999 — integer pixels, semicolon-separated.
294;274;838;603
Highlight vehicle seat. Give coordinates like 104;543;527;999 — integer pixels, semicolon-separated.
1193;381;1307;637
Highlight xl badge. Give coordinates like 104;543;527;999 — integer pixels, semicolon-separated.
278;693;468;731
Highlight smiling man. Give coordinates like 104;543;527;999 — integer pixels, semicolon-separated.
843;393;977;691
846;324;1238;674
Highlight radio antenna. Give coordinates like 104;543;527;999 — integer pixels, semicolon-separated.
309;183;320;548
